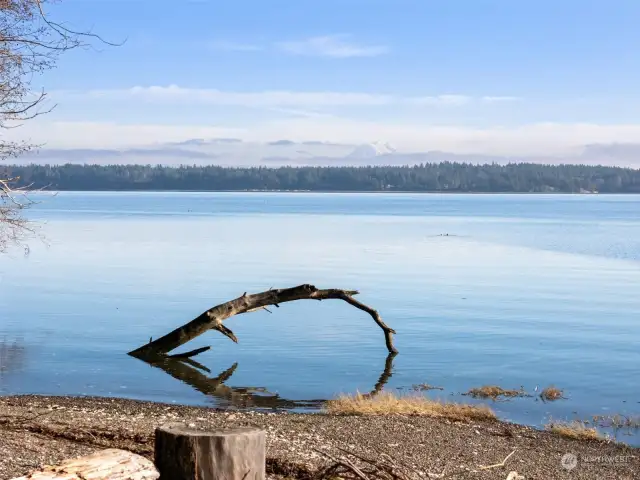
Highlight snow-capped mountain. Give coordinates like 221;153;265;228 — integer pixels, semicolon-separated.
347;142;397;159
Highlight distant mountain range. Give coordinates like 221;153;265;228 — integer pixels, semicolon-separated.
347;141;397;159
11;139;640;168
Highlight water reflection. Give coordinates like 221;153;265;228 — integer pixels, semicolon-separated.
366;352;397;398
0;338;26;391
129;351;397;409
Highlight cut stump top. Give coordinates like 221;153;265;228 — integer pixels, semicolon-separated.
157;423;265;437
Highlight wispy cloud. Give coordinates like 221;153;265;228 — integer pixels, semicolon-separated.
96;86;394;106
266;107;337;119
208;40;263;52
412;95;472;106
66;85;506;109
10;119;640;162
481;96;521;103
276;34;389;58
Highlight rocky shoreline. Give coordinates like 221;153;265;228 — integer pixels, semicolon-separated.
0;395;638;479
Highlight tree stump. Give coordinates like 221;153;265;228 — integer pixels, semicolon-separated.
155;423;266;480
10;448;159;479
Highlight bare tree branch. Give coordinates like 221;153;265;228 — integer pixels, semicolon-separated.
1;0;119;251
129;284;398;357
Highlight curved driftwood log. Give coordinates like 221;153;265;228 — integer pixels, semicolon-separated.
129;284;397;357
155;424;265;480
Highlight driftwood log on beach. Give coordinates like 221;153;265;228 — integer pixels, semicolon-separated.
129;284;397;358
10;449;159;480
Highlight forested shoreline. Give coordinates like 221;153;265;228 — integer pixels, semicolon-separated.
4;162;640;193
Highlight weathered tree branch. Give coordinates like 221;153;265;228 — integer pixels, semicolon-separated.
168;346;211;359
129;284;397;357
1;0;120;253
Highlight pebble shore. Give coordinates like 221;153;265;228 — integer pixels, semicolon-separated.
0;395;638;479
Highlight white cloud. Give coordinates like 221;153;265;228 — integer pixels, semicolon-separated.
265;107;337;119
276;34;389;58
411;95;472;106
65;86;500;109
13;89;637;161
9;116;640;159
204;34;387;57
77;85;393;106
6;121;246;149
481;96;521;103
249;118;640;156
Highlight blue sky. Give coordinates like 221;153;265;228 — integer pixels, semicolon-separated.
8;0;640;156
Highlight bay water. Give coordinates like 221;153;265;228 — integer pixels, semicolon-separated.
1;192;638;443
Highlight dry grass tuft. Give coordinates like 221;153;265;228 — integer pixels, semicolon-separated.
325;392;497;422
464;385;529;400
540;386;564;401
546;421;600;441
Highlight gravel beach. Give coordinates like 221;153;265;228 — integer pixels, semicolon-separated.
0;395;638;480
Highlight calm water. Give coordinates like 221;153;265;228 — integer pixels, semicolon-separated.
1;193;639;443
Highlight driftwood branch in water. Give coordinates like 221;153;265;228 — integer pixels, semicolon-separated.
129;284;397;357
169;346;211;359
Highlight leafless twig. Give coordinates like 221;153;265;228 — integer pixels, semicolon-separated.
1;0;118;252
478;450;516;470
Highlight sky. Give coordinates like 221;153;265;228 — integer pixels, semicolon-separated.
6;0;640;158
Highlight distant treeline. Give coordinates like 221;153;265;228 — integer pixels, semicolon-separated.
4;162;640;193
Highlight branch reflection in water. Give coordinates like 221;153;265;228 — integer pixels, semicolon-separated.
129;351;398;410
